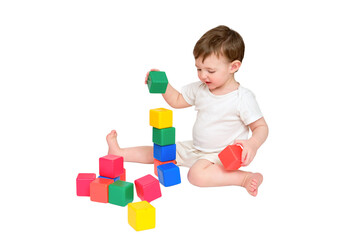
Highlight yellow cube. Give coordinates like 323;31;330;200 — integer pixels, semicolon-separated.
149;108;172;129
128;201;156;231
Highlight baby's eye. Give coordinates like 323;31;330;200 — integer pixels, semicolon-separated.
197;69;201;72
208;71;215;74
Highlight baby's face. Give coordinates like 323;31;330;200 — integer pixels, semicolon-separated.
195;53;234;92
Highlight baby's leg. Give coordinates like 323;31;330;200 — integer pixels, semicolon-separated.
106;130;153;164
187;159;263;197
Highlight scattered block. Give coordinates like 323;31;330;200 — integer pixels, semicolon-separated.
128;201;156;231
154;159;176;176
99;168;126;181
135;174;162;202
153;143;176;162
152;127;175;146
99;154;124;178
149;108;172;129
90;178;113;203
147;71;168;94
119;168;126;181
98;175;120;182
76;173;96;196
108;180;134;207
218;144;243;170
157;163;181;187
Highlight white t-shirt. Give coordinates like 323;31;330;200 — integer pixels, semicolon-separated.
181;81;263;152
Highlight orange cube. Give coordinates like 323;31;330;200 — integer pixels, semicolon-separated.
90;178;113;203
154;159;176;176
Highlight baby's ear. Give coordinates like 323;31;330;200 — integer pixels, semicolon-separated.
230;60;241;73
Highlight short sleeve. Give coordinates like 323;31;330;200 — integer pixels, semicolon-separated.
238;89;263;125
181;81;203;106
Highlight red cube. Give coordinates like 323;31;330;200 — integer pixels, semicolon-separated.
99;154;124;178
134;174;162;202
218;145;243;170
76;173;96;196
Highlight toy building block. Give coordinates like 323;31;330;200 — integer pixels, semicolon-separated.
108;180;134;207
152;127;175;146
99;154;124;178
90;178;113;203
128;201;156;231
218;144;243;170
153;143;176;162
76;173;96;196
154;159;176;176
98;175;120;182
149;108;172;129
157;163;181;187
147;71;168;94
120;168;126;181
99;168;126;181
135;174;162;202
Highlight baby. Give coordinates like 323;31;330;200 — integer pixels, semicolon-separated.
106;25;269;196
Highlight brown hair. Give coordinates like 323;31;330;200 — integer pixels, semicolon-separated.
193;25;245;63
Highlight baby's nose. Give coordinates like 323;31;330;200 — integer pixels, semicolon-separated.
200;71;208;80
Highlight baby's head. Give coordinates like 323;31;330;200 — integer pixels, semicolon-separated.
193;25;245;65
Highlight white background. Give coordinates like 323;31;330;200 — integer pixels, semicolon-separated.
1;0;359;239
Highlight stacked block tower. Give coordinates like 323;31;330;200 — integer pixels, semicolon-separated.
150;108;180;187
147;71;181;187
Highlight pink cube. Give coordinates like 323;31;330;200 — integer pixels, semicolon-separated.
99;154;124;178
134;174;162;202
76;173;96;196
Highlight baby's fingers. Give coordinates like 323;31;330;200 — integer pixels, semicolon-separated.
241;148;248;166
145;69;160;84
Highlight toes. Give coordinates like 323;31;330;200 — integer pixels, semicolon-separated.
107;130;117;138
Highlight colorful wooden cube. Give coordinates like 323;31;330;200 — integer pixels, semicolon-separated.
76;173;96;196
152;127;175;146
99;154;124;178
218;144;243;170
108;180;134;207
147;71;168;94
154;159;176;176
135;174;162;202
149;108;172;129
128;201;156;231
90;178;113;203
153;143;176;162
157;163;181;187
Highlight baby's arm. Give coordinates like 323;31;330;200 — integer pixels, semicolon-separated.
145;69;191;109
235;117;269;166
162;83;191;109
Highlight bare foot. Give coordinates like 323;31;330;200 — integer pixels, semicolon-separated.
106;130;122;155
244;173;263;197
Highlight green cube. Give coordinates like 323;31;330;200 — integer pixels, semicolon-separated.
109;180;134;207
147;71;168;93
153;127;175;146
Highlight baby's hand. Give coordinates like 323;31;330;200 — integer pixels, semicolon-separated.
145;69;160;84
234;139;258;167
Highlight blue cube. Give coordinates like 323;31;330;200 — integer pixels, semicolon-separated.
157;163;181;187
98;175;120;182
153;143;176;162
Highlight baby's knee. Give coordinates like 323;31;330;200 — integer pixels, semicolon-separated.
187;168;207;187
